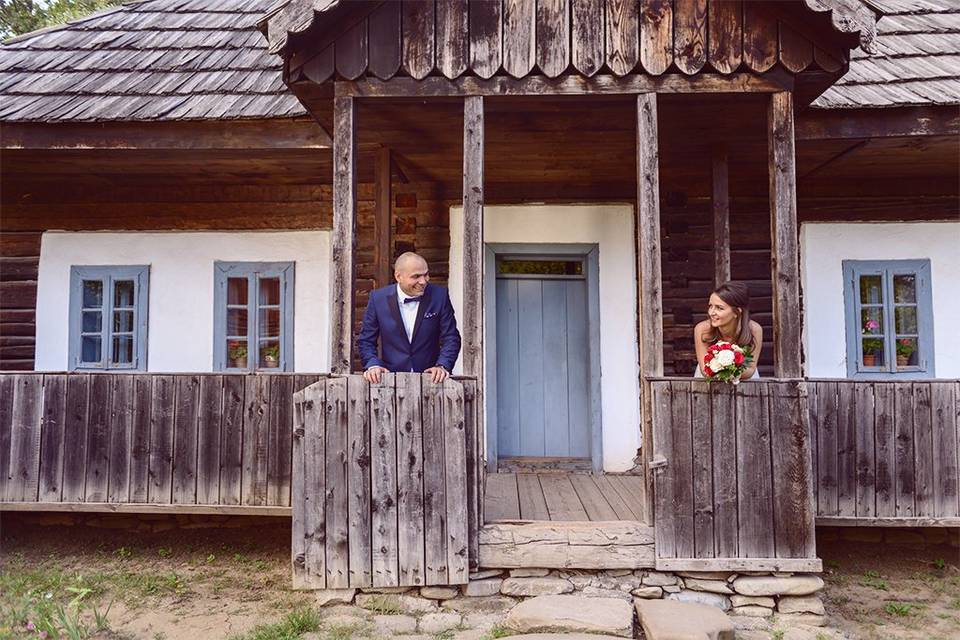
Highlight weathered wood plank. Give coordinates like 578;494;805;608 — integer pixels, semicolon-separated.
325;377;350;588
808;382;819;508
107;375;134;503
517;473;550;520
657;557;822;573
84;374;112;502
462;378;481;570
569;474;618;521
368;1;401;80
743;1;777;72
931;382;958;517
291;388;309;589
539;473;589;521
607;475;647;522
536;0;570;78
605;0;639;76
651;382;675;557
711;384;737;557
6;375;43;501
172;375;200;504
673;0;707;75
671;381;695;558
712;146;731;287
768;92;801;378
690;381;714;558
479;521;655;569
436;0;469;79
242;375;270;506
38;375;67;502
894;382;916;517
347;375;373;587
769;381;815;559
267;375;294;507
129;375;151;503
485;473;520;522
836;382;856;517
219;375;245;505
503;0;536;78
572;0;604;77
462;95;484;379
443;380;469;583
335;17;368;81
639;0;673;75
873;382;896;517
0;376;16;500
402;0;435;80
330;96;357;373
302;380;327;587
816;382;838;516
422;376;449;584
0;501;290;516
913;383;935;517
469;0;502;78
779;23;813;74
374;373;402;586
148;375;175;504
707;0;743;74
854;382;876;518
196;375;223;505
736;383;774;557
593;475;636;520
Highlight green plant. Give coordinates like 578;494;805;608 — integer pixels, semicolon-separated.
229;343;248;360
114;546;132;559
226;607;323;640
482;626;511;640
771;630;785;640
157;547;172;558
359;593;401;615
933;558;946;570
261;344;280;360
896;338;916;358
862;570;888;591
948;598;960;610
883;601;918;617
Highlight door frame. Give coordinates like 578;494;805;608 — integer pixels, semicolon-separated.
484;242;603;472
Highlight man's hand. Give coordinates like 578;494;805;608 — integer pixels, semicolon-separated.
363;366;389;383
424;365;449;384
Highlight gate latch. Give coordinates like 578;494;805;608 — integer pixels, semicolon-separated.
649;455;668;470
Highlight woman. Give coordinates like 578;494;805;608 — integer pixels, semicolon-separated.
693;281;763;380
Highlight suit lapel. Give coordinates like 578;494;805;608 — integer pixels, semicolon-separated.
387;285;407;343
410;285;431;345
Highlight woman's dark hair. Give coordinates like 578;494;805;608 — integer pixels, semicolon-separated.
702;281;755;349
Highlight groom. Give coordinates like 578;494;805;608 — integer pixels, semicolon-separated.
358;252;461;384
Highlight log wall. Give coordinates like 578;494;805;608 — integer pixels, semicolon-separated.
0;232;40;370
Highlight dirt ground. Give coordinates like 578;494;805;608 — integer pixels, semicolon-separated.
1;515;957;639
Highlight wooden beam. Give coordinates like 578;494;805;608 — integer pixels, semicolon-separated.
636;93;663;525
816;516;960;527
335;73;790;98
712;145;731;288
656;557;823;572
373;147;393;288
796;105;960;141
462;96;484;379
0;501;291;516
0;119;331;150
330;96;357;373
769;92;802;378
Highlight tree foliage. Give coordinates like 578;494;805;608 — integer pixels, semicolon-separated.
1;0;121;40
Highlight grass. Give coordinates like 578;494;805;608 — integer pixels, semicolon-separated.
883;601;922;617
861;570;889;591
357;594;402;615
226;607;322;640
481;626;511;640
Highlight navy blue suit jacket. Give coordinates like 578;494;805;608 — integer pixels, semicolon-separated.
357;283;461;373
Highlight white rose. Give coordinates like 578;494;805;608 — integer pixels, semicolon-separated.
715;350;735;367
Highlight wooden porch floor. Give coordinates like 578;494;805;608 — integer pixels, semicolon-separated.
483;472;647;523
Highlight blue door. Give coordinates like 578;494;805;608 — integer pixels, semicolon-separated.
495;257;591;460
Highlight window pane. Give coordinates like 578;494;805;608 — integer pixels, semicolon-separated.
112;335;133;364
859;275;883;304
498;259;583;276
862;338;885;368
259;340;281;368
895;306;918;335
227;308;248;336
81;335;102;363
893;274;916;303
82;311;102;333
896;338;918;367
114;280;135;307
83;280;103;308
227;339;248;368
113;310;134;333
259;277;280;306
259;308;281;338
227;277;248;305
860;308;883;336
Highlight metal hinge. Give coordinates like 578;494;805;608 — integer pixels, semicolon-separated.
649;455;668;470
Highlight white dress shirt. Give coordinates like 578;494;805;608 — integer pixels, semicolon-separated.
398;288;419;343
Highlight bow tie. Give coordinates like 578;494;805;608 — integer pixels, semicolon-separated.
403;296;422;304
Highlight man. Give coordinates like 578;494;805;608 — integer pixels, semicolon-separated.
358;252;461;384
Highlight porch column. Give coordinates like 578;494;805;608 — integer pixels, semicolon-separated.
768;92;802;377
330;96;357;373
637;93;663;519
712;145;731;287
373;147;393;288
462;96;484;379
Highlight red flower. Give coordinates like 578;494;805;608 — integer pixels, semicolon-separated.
705;366;715;377
734;352;744;365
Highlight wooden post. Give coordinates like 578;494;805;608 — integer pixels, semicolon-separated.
712;145;731;287
462;96;484;379
768;92;802;378
637;93;663;523
330;96;357;373
373;147;393;288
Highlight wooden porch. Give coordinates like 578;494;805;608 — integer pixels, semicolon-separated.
484;472;647;523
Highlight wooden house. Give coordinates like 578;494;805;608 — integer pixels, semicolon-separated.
0;0;957;594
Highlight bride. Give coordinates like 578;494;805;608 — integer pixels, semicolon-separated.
693;281;763;381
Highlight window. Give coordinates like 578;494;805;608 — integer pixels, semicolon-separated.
214;262;294;372
843;259;934;378
69;266;149;370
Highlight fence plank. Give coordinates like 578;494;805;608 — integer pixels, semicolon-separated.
462;378;481;570
690;381;714;558
172;375;200;504
374;373;402;586
196;375;223;505
913;383;936;517
325;376;350;588
671;381;695;559
7;375;43;501
302;380;327;587
854;382;876;518
651;382;676;558
736;383;774;557
808;382;819;508
107;375;134;503
873;383;896;517
711;384;737;557
894;382;916;516
836;382;856;517
769;381;815;558
816;382;838;516
38;375;67;502
220;375;244;505
444;380;469;583
291;388;308;588
347;375;372;587
243;375;270;506
268;375;294;507
422;376;449;584
148;375;175;504
0;376;15;500
129;375;152;503
931;383;958;517
84;374;112;502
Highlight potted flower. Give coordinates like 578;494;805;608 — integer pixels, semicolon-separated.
228;343;248;369
896;339;915;367
262;343;280;368
862;319;882;367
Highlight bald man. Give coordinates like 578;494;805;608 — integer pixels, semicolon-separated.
358;252;461;384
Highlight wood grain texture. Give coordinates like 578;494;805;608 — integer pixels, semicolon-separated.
335;18;369;81
402;0;436;80
330;96;357;373
84;374;111;503
107;375;134;503
422;377;449;584
504;0;536;78
469;0;503;78
324;376;350;588
712;146;731;287
242;374;270;506
605;0;639;76
436;0;469;79
368;1;402;80
462;96;484;379
347;375;372;587
673;0;707;75
6;375;42;501
707;0;742;74
219;375;244;505
639;0;673;75
572;0;604;77
172;375;200;505
395;373;423;585
743;1;778;73
690;382;714;558
373;373;401;586
443;381;469;583
537;0;570;78
38;375;66;502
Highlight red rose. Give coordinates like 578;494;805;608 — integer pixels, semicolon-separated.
734;352;744;365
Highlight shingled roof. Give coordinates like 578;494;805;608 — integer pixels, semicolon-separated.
813;0;960;107
0;0;306;122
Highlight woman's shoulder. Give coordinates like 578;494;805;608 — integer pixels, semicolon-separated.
694;320;711;335
749;320;763;335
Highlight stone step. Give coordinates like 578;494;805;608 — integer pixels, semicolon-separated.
636;599;736;640
503;594;634;638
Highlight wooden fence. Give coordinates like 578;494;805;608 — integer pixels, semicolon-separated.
809;380;959;526
649;379;818;572
0;372;322;512
292;373;482;590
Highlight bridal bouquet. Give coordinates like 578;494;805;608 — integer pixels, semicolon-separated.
703;342;753;384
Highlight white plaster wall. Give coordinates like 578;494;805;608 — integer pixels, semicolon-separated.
449;204;641;472
35;231;330;372
800;222;960;378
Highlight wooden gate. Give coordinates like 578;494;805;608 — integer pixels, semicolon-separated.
291;373;481;589
649;379;819;572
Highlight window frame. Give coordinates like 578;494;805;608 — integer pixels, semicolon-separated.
68;265;149;371
842;259;935;379
213;261;295;372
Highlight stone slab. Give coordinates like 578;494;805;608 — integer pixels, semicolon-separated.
732;576;824;597
504;595;634;638
777;595;826;615
500;577;574;596
635;599;735;640
666;590;731;611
